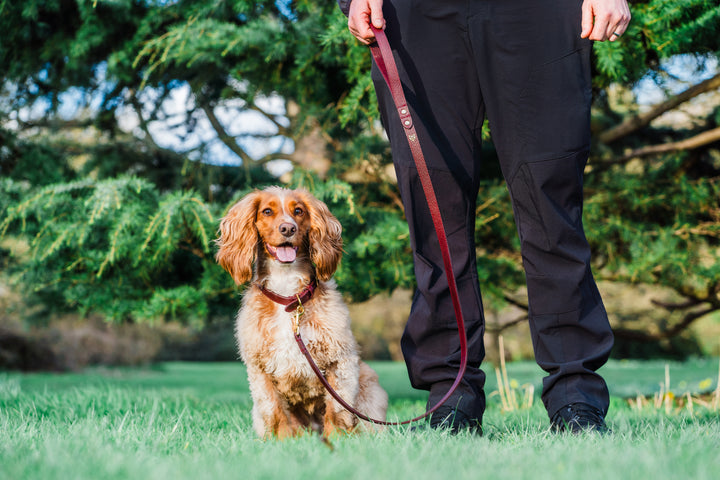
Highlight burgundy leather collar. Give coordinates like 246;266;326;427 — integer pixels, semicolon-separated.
257;279;318;312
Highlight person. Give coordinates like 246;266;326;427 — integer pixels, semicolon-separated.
338;0;631;433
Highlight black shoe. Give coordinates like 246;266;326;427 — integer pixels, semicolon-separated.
550;403;609;434
427;406;483;435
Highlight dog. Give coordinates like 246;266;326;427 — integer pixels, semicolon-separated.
216;186;388;438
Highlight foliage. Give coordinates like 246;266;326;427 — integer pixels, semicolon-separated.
0;0;719;345
1;176;231;323
586;157;720;288
593;0;720;86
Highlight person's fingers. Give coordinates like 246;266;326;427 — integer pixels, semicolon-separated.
348;23;372;45
582;1;631;42
607;4;631;42
348;0;384;44
608;27;623;42
580;1;594;39
348;14;372;44
588;8;611;41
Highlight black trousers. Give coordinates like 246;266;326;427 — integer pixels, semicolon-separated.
372;0;614;420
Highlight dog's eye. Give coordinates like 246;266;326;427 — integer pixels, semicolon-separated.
294;207;304;216
262;208;273;216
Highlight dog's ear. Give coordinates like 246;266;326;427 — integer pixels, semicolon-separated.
297;189;343;281
216;191;261;285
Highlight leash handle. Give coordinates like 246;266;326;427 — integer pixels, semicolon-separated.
294;27;469;426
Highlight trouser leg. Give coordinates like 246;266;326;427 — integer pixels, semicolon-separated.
373;0;613;421
467;0;614;417
372;0;486;420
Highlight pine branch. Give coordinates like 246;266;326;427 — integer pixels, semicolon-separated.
599;72;720;144
178;242;207;259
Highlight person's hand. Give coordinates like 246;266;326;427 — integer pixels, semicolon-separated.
581;0;631;42
347;0;385;45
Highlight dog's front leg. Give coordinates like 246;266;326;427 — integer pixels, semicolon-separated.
246;363;298;438
322;356;360;435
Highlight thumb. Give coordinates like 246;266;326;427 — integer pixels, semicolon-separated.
370;0;385;29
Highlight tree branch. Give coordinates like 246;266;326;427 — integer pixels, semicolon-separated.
129;92;164;152
200;102;256;181
200;104;253;163
502;294;529;311
244;99;290;137
486;314;530;334
15;118;96;130
254;151;294;165
599;72;720;144
615;279;720;343
651;297;703;311
614;126;720;162
614;305;719;342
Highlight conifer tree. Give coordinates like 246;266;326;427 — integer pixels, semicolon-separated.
1;1;718;355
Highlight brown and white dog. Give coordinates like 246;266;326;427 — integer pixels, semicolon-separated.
216;186;388;438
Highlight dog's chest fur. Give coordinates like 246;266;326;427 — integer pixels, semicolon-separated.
237;292;329;403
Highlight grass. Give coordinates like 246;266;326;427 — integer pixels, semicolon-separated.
1;359;719;480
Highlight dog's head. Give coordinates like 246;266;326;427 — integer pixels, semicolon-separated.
216;186;343;284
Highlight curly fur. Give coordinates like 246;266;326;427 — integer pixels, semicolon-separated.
216;186;388;438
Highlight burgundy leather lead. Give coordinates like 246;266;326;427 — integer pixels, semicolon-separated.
293;26;468;426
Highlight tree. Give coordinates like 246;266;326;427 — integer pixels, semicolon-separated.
1;1;719;357
0;0;411;325
582;1;720;351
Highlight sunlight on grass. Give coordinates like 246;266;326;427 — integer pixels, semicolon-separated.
628;358;720;415
1;360;719;480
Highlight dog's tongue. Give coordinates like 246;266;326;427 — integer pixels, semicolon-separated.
276;246;297;263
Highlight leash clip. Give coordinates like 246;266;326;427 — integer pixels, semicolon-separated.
293;294;305;335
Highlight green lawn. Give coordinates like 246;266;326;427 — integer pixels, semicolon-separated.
1;359;719;480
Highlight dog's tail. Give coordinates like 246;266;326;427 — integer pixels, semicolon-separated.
354;361;389;432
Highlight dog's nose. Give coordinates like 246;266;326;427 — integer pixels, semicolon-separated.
279;223;297;237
